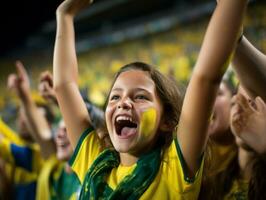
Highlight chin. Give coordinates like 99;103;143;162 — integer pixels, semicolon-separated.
114;146;130;153
57;153;70;161
113;142;135;153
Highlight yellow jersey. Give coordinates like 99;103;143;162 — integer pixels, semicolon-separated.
70;128;204;200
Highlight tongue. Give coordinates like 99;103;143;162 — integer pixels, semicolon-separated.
120;127;136;137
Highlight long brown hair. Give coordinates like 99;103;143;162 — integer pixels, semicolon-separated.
199;151;239;200
248;153;266;199
200;149;266;199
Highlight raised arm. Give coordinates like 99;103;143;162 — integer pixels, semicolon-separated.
8;61;56;159
53;0;94;148
232;36;266;101
177;0;248;176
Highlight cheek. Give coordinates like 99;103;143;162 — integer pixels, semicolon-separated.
218;99;231;117
140;108;157;138
217;97;231;109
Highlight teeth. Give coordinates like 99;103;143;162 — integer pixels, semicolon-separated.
116;116;132;122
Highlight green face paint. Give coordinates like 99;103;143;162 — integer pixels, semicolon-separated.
140;108;157;138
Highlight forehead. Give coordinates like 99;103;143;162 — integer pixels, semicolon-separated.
112;70;155;91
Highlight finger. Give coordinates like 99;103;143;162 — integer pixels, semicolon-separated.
231;119;243;136
255;96;266;112
43;82;52;91
236;93;254;114
15;60;29;82
40;72;53;87
231;99;243;116
231;95;237;104
40;71;52;81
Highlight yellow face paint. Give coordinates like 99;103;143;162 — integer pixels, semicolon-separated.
209;112;214;123
140;108;157;138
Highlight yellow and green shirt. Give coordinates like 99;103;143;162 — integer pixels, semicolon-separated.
0;118;43;200
70;127;204;200
36;155;81;200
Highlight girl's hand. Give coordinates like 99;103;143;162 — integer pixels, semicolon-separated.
56;0;94;17
231;94;266;154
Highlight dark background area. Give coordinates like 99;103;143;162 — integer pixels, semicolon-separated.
0;0;62;56
0;0;206;58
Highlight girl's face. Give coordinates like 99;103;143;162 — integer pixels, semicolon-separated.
105;70;163;155
208;82;233;141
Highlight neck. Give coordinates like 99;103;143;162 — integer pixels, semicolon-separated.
211;129;235;146
64;163;73;174
119;153;138;166
238;147;255;180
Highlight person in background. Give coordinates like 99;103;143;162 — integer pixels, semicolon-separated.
7;61;82;200
36;65;106;199
200;84;266;199
0;61;55;200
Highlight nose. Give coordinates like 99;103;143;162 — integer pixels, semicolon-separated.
117;97;132;110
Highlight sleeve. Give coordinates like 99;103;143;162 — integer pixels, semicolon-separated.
69;127;102;183
163;139;204;197
174;138;204;184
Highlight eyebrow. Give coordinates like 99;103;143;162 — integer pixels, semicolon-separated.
111;87;152;92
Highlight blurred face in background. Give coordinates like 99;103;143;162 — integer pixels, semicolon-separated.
55;120;73;161
208;82;234;143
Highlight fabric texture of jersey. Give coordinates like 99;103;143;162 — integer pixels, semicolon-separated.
70;127;204;200
0;118;43;200
36;155;81;200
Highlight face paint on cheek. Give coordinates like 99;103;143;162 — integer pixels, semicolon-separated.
140;108;157;138
209;112;214;123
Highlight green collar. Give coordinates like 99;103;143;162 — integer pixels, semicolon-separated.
79;148;161;200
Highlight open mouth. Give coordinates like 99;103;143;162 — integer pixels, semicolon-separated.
115;116;138;138
56;139;70;148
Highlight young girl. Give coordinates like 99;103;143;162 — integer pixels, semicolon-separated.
53;0;247;199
